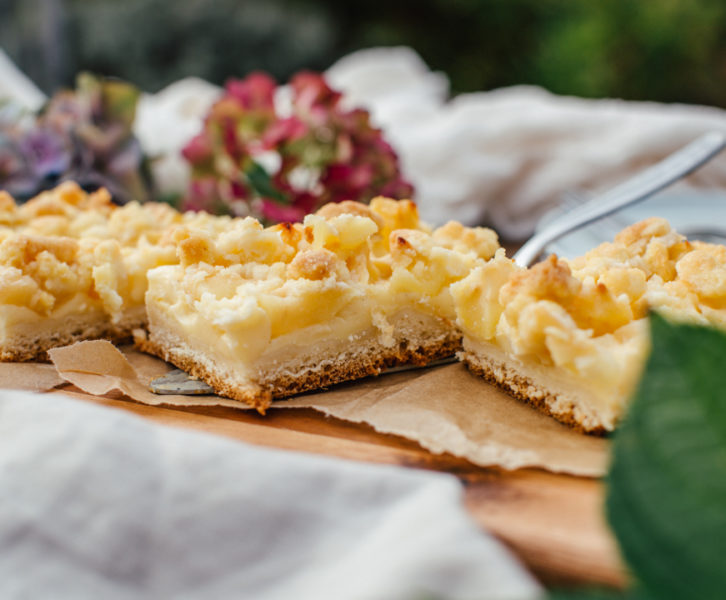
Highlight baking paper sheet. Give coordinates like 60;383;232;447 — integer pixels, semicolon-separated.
36;340;610;476
47;341;255;409
0;362;65;392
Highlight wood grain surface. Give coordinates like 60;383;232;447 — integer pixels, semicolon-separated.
58;385;627;589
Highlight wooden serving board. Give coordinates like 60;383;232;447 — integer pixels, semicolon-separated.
57;385;626;588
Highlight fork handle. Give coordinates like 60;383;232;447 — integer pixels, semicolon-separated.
513;131;726;267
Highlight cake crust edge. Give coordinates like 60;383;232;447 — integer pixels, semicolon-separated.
137;319;462;414
1;308;147;363
459;344;610;435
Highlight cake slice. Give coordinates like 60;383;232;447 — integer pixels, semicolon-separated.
0;182;231;360
452;217;726;433
138;198;500;411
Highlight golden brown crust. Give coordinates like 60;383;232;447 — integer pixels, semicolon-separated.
368;197;419;233
135;334;273;413
266;335;461;399
614;217;673;249
270;221;304;247
315;200;383;229
137;330;461;414
0;191;17;212
460;352;606;435
504;255;579;302
3;234;80;266
431;221;499;260
18;182;115;219
179;235;216;267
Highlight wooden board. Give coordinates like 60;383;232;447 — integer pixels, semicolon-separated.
58;385;626;588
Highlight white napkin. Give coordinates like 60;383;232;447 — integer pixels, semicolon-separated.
0;49;46;112
134;77;222;196
0;391;540;600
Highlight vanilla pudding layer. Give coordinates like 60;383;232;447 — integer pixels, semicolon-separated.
140;299;459;412
0;304;146;361
459;337;636;433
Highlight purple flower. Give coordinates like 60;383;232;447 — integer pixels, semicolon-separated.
19;129;70;181
0;74;152;204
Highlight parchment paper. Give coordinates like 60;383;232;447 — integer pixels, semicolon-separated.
280;364;609;476
0;362;65;392
42;340;609;476
47;341;254;410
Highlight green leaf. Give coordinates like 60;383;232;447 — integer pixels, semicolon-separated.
606;313;726;600
244;160;287;204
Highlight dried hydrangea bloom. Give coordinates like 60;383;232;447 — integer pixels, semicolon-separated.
0;74;153;205
182;71;413;223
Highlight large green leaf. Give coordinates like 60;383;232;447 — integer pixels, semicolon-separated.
245;160;288;203
606;313;726;600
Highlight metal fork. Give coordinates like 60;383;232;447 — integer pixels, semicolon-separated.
514;132;726;267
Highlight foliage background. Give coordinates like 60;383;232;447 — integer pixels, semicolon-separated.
2;0;726;107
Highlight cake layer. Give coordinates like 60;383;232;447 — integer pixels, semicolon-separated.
0;182;231;361
0;305;146;362
139;305;460;412
459;338;618;433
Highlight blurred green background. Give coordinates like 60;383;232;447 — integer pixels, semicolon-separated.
2;0;726;107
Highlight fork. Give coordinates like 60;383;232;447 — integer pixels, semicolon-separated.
513;132;726;267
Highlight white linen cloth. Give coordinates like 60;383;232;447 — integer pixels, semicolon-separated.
0;49;45;111
0;391;540;600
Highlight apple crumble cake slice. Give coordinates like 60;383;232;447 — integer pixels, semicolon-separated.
0;182;231;360
453;217;726;433
138;198;500;411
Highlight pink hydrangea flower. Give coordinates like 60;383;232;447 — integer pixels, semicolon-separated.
182;70;413;223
